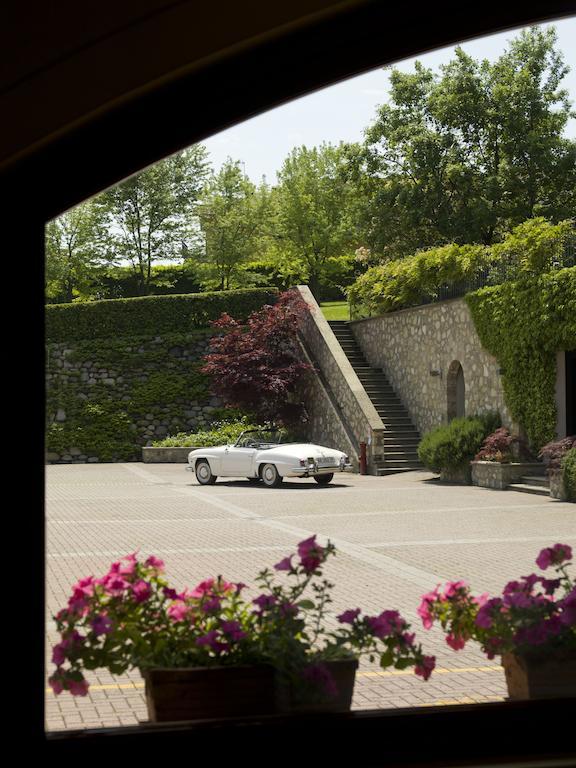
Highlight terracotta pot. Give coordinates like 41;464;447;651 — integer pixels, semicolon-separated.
142;664;279;722
501;651;576;700
284;658;359;713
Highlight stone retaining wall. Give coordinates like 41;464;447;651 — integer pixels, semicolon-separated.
46;332;222;464
352;298;513;437
296;286;385;473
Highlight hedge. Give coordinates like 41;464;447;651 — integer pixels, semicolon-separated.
45;288;279;343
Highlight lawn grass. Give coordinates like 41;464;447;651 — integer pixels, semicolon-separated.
320;301;350;321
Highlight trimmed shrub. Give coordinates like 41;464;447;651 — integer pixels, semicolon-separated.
152;417;259;448
45;288;279;343
418;413;501;475
562;448;576;502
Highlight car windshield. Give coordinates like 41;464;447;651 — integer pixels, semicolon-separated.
234;428;292;449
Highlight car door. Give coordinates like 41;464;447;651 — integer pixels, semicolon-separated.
221;446;257;476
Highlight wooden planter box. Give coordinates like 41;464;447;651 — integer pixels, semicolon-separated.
502;651;576;700
471;461;543;490
142;446;202;463
142;659;359;722
143;665;279;721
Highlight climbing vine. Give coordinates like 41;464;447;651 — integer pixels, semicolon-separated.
465;268;576;449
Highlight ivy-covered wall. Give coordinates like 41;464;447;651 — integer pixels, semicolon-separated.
465;267;576;449
46;331;220;463
45;288;281;463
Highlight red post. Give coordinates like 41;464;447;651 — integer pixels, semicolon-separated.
359;442;367;475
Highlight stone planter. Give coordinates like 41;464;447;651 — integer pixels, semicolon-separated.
501;651;576;700
549;471;567;500
471;461;544;491
439;465;472;484
142;446;202;463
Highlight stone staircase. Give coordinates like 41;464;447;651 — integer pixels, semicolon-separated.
328;320;423;476
507;471;550;497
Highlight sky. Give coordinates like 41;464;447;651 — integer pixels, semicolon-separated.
201;15;576;186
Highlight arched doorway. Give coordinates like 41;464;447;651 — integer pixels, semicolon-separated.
447;360;465;421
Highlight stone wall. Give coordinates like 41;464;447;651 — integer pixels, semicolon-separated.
296;285;385;472
298;340;359;470
46;331;222;464
351;298;512;437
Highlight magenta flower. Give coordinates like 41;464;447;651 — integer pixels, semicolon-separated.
415;655;436;681
297;535;325;573
132;580;152;603
163;587;179;600
68;677;90;697
201;596;222;613
145;555;165;570
337;608;361;624
252;594;277;612
536;544;573;570
417;587;440;630
91;614;113;636
220;620;246;642
48;674;64;695
167;601;190;622
446;633;467;651
443;580;468;599
367;610;405;639
475;598;502;629
274;555;294;572
52;643;67;667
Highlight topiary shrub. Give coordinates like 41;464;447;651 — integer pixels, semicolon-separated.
562;448;576;502
418;413;501;478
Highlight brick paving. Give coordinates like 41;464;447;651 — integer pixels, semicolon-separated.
45;463;576;732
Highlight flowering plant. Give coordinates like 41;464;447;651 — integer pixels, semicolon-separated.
49;536;435;701
474;427;531;463
538;436;576;475
418;544;575;661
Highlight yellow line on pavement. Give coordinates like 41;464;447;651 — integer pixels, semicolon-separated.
45;665;503;694
357;664;503;679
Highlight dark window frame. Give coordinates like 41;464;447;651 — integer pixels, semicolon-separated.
5;1;575;761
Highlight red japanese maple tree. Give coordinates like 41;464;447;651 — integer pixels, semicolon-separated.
201;290;314;425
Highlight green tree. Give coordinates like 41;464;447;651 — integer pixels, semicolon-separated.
45;200;110;303
272;143;358;299
196;159;270;290
97;146;210;295
360;26;576;261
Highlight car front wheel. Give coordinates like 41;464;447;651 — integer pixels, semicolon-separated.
195;459;217;485
260;463;283;488
314;473;334;485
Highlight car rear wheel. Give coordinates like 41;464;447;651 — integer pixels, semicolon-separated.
260;463;283;488
195;459;217;485
314;473;334;485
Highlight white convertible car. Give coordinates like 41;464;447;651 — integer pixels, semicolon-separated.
187;427;351;487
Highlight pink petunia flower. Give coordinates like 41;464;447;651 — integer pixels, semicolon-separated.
337;608;361;624
68;677;90;697
415;655;436;681
536;544;573;570
91;614;113;636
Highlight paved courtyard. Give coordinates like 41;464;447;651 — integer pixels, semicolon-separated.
45;463;575;732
